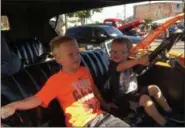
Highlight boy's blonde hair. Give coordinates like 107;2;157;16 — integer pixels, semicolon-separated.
49;36;76;57
112;37;133;51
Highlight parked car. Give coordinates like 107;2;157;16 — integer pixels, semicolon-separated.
103;18;144;36
65;24;142;45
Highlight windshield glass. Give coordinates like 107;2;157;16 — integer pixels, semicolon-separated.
49;1;184;54
102;26;123;37
115;21;124;27
104;21;114;26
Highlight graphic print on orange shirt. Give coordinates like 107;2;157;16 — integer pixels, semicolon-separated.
63;68;102;126
71;77;100;114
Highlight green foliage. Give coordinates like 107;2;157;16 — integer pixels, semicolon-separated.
92;8;103;14
151;23;158;30
95;21;101;24
144;19;153;24
67;8;102;25
141;18;153;31
67;8;102;19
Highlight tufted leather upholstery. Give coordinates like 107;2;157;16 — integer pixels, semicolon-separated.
1;50;109;127
10;39;44;67
1;61;63;127
1;35;21;76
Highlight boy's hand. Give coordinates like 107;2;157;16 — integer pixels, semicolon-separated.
137;55;149;66
1;103;16;119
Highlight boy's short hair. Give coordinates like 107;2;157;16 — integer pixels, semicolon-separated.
112;37;133;51
49;36;76;57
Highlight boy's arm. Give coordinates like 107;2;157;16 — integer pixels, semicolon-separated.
1;96;41;119
117;59;138;72
117;55;149;72
1;76;58;119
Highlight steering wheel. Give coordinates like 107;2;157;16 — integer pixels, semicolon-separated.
135;32;183;76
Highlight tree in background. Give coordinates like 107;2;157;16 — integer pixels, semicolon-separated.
141;18;153;32
49;8;102;36
95;21;101;24
67;8;102;25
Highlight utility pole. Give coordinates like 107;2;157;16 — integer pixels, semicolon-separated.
123;4;126;19
64;14;68;32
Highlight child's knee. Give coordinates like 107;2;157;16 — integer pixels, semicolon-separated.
139;94;153;107
148;85;161;97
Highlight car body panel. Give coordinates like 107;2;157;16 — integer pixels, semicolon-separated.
66;25;142;45
103;18;144;32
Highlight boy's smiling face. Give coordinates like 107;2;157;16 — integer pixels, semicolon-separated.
110;42;129;63
55;40;81;72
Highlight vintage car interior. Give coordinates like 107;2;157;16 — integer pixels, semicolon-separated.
1;0;185;127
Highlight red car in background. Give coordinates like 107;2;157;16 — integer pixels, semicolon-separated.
103;18;144;36
103;18;124;30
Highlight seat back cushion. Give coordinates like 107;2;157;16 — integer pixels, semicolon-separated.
10;39;44;66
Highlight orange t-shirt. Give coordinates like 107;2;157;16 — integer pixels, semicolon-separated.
35;66;103;127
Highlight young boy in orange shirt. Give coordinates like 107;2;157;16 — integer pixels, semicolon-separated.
1;36;129;127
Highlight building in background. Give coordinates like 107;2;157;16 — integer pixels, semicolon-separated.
134;2;184;21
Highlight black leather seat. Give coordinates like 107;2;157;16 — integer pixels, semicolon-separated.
1;61;63;127
10;39;45;67
1;35;21;76
1;50;109;127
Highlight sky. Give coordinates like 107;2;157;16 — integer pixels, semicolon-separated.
90;0;183;23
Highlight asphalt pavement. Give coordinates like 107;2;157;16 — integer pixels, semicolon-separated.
151;39;184;54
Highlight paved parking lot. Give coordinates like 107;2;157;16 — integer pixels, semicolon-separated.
151;40;184;54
